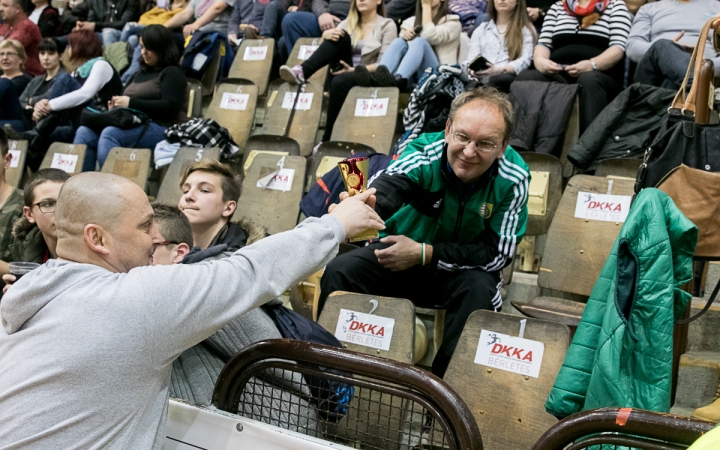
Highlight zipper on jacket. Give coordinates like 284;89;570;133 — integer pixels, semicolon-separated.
452;200;467;241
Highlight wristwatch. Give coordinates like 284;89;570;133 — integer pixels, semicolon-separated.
590;59;598;71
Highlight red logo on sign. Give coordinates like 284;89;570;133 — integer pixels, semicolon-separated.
491;343;533;362
349;321;386;336
587;201;622;211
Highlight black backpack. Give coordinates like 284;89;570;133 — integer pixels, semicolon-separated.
261;301;354;422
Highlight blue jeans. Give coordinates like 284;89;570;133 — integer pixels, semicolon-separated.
120;23;145;50
379;37;439;82
101;28;122;44
261;1;286;40
122;45;143;85
281;11;321;56
74;122;166;171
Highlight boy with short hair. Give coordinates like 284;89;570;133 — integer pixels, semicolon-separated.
150;202;192;265
179;160;264;254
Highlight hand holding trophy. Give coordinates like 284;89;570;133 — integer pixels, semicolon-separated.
338;157;380;242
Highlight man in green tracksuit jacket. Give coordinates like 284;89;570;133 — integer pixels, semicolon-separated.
319;87;530;377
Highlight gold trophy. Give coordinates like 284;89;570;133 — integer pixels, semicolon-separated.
338;157;379;242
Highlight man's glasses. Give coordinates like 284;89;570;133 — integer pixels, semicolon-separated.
449;128;499;153
0;52;19;58
32;200;56;214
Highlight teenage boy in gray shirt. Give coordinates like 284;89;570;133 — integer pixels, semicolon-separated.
0;172;383;449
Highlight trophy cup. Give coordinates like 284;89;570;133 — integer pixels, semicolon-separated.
338;157;379;242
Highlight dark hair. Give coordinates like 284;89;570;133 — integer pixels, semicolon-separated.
0;128;8;158
414;0;448;27
23;169;70;207
139;25;180;69
449;86;514;142
67;30;103;64
180;160;241;203
151;203;194;246
38;37;60;54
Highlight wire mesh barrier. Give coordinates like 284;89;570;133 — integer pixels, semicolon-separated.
530;408;716;450
211;339;483;449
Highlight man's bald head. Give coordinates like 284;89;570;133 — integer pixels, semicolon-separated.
55;173;143;239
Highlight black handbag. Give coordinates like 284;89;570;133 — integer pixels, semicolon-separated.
79;107;150;133
634;17;720;260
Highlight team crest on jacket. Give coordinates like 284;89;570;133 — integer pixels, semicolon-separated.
480;203;493;218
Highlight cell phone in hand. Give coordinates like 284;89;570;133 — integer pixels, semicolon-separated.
559;64;568;70
468;55;491;72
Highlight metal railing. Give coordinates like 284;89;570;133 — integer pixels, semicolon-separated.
212;339;483;450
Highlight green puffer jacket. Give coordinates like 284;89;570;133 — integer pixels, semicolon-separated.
545;188;697;418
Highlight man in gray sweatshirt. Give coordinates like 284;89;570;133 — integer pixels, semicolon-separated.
0;172;383;449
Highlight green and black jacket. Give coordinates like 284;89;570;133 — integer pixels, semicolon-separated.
369;132;530;308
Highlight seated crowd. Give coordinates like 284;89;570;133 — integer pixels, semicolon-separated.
0;0;718;446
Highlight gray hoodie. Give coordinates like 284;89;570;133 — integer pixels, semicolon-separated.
0;216;345;449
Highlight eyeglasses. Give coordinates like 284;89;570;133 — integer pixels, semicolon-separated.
0;52;19;58
450;128;499;153
32;200;56;214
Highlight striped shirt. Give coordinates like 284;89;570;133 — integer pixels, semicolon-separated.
538;0;632;52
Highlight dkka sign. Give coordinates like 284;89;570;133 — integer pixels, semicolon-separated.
474;330;545;378
334;308;395;351
574;192;632;223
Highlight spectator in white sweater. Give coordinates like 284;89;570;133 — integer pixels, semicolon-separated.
374;0;461;88
629;0;720;89
464;0;536;92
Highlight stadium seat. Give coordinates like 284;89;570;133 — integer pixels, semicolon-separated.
444;310;570;449
186;79;203;118
199;45;222;97
559;97;580;179
329;87;399;155
286;38;328;85
5;140;27;189
156;147;221;205
206;82;258;151
234;153;305;235
594;158;641;179
101;147;151;190
228;38;275;96
39;143;87;175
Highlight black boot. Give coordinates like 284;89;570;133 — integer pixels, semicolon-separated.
372;65;394;87
393;75;409;92
353;65;372;87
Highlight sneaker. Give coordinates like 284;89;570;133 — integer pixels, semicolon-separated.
279;64;305;84
373;65;394;87
354;65;372;87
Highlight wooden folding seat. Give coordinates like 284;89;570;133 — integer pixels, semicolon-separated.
444;310;570;449
155;147;221;205
199;45;222;97
511;175;635;328
517;152;563;272
286;38;327;84
228;39;275;96
39;143;87;175
329;87;399;155
206;82;258;151
559;97;580;178
100;147;151;189
594;158;641;179
248;82;323;156
5;140;27;188
233;153;305;235
186;79;203;118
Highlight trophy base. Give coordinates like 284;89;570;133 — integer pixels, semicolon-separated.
349;228;379;242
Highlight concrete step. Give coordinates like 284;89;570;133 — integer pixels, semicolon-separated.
674;351;720;411
687;297;720;353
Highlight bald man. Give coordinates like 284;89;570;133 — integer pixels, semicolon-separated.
0;173;384;449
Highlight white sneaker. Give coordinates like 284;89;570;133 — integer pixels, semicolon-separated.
279;64;305;84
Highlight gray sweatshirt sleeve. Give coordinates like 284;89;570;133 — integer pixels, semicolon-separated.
626;4;652;63
136;215;346;367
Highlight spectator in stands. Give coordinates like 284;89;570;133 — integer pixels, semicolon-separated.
0;40;32;129
0;170;382;448
0;0;43;76
28;0;61;37
279;0;352;57
259;0;311;41
11;31;121;170
279;0;396;145
2;38;79;135
228;0;266;42
163;0;235;37
59;0;89;36
0;128;24;272
513;0;631;133
318;87;529;378
178;160;260;251
375;0;461;89
449;0;485;33
628;0;720;90
150;202;192;265
74;25;187;171
119;0;188;84
75;0;140;44
1;169;70;292
464;0;535;92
